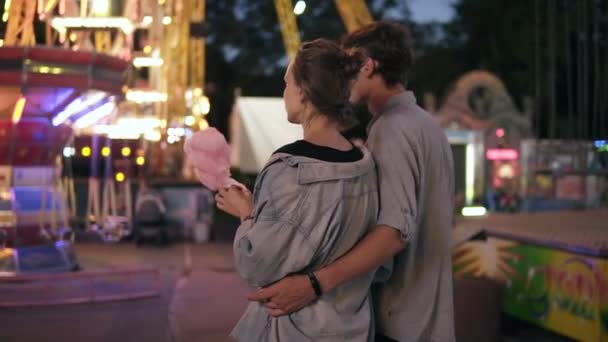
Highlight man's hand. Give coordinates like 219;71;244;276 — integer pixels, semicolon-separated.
247;274;316;317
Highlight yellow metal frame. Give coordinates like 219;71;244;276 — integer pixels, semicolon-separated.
274;0;301;61
189;0;206;88
273;0;373;60
94;31;112;53
334;0;374;33
4;0;37;46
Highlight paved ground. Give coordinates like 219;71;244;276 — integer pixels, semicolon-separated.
0;242;249;342
0;241;574;342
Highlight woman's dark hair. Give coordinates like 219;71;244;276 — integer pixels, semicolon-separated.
292;38;363;130
342;21;413;87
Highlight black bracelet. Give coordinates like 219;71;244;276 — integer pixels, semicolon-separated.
307;272;322;297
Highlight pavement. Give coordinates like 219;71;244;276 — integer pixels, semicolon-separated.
0;242;250;342
0;240;575;342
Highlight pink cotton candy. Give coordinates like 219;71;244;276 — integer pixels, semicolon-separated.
184;128;248;192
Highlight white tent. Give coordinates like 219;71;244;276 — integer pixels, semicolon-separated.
230;97;303;173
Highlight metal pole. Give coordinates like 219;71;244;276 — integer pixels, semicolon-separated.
565;3;575;138
548;0;557;138
592;0;601;138
577;1;584;139
603;0;608;136
583;0;590;139
535;0;542;138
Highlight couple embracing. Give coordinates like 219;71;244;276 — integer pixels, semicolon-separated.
217;21;455;342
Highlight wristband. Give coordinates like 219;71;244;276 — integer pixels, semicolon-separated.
307;272;322;297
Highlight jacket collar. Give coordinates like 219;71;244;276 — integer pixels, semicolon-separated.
265;145;375;185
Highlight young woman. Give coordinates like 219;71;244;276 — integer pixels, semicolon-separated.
217;39;380;341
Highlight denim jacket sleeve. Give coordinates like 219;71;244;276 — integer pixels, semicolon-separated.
233;160;315;288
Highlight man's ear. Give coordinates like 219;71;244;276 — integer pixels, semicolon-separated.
361;58;376;78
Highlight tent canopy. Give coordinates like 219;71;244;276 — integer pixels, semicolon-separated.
230;97;302;173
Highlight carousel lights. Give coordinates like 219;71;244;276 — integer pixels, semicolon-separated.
62;147;76;158
91;0;110;16
198;119;209;130
2;0;10;22
81;146;91;157
74;101;116;128
167;135;178;144
34;66;63;74
136;156;145;165
94;118;162;139
117;117;162;128
192;96;210;116
200;96;210;115
11;96;26;124
184;115;195;126
144;131;161;141
121;147;131;157
108;131;141;140
93;125;143;139
115;172;125;182
132;57;164;68
52;91;107;126
294;1;306;15
126;90;167;103
167;127;185;136
101;146;111;157
51;17;135;34
0;190;11;201
142;16;153;26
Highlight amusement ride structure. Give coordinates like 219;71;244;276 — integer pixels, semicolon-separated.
0;0;375;305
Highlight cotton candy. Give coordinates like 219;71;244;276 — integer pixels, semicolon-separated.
184;128;247;192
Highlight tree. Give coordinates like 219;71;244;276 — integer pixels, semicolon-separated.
419;0;608;139
205;0;412;137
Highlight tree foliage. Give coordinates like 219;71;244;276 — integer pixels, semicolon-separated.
205;0;607;139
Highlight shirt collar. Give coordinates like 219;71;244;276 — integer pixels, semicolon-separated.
367;91;416;132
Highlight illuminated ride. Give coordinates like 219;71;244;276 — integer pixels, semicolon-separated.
0;45;128;271
0;1;160;306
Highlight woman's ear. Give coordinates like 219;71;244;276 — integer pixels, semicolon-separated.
297;87;307;105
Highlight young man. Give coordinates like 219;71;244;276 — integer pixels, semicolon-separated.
249;21;456;341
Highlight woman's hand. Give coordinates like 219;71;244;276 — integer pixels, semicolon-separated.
216;186;253;221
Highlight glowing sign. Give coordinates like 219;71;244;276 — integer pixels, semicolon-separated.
486;148;518;161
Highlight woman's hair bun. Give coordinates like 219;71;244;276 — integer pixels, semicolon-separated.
293;38;362;130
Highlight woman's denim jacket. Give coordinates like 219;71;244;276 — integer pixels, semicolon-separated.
231;146;380;341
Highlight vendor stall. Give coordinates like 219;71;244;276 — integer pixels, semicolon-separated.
454;210;608;341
